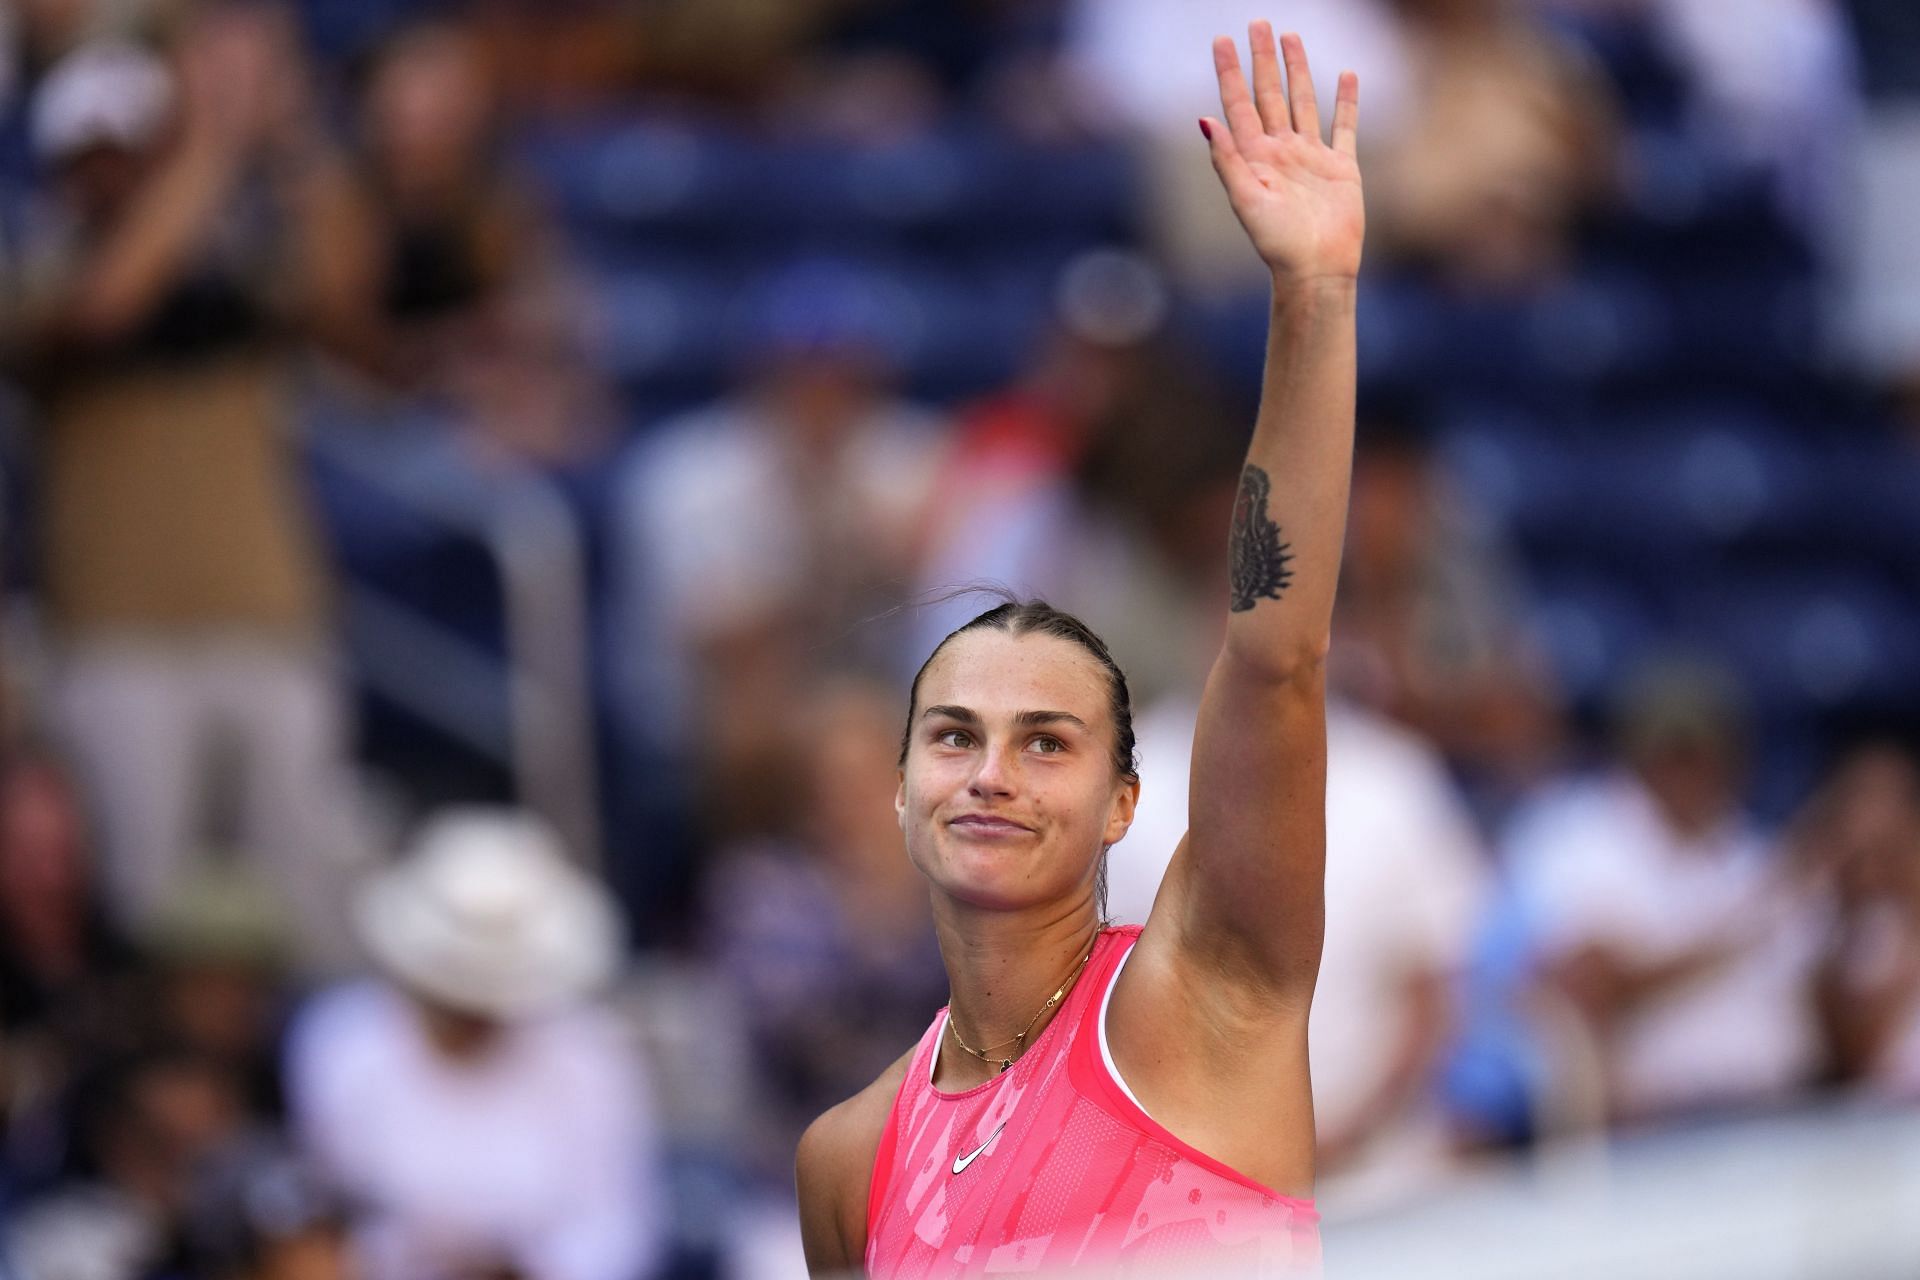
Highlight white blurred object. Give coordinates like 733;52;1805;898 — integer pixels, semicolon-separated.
286;979;665;1280
1653;0;1853;146
1508;774;1824;1119
3;1186;159;1280
722;1196;811;1280
1326;1100;1920;1279
356;807;623;1019
1061;0;1413;142
29;41;173;162
1836;105;1920;378
1060;0;1412;293
1054;248;1169;349
52;638;368;973
1651;0;1858;230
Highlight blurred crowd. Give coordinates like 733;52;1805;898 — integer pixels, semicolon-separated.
1;0;1918;1276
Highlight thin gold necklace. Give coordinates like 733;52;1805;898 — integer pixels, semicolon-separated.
948;933;1099;1074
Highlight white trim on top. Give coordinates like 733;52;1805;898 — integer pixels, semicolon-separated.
1097;938;1153;1120
929;1011;946;1086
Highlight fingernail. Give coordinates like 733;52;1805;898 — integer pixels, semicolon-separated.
1199;118;1212;140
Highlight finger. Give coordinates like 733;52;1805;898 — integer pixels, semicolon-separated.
1212;36;1267;151
1281;32;1322;143
1331;71;1360;157
1248;20;1292;135
1200;116;1262;208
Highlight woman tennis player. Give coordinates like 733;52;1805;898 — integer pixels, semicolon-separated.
797;22;1362;1275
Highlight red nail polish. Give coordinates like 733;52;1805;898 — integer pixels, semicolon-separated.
1199;119;1213;140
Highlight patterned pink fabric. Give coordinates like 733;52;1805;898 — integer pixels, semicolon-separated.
865;926;1321;1276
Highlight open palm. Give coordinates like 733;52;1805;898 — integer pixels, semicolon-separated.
1202;22;1365;286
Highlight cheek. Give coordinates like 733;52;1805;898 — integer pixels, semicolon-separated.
898;763;951;834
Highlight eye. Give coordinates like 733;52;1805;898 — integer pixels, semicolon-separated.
936;729;974;749
1031;735;1065;754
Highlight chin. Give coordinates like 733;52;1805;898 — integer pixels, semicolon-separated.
923;835;1081;912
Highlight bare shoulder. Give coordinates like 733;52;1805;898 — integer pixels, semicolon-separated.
796;1045;916;1275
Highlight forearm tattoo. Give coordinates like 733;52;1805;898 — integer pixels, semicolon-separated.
1228;465;1294;612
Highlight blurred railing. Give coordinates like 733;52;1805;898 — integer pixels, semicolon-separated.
308;429;602;870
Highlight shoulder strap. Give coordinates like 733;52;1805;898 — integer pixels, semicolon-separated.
865;1006;947;1236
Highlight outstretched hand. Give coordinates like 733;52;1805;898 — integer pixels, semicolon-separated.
1201;22;1364;287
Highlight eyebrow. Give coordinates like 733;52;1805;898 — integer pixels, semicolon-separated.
921;705;1091;733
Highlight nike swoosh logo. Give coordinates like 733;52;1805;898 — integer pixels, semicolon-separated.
952;1120;1008;1175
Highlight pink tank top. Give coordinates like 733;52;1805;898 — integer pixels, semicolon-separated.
864;925;1321;1276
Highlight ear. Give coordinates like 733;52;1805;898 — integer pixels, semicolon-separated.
895;769;908;831
1103;775;1140;848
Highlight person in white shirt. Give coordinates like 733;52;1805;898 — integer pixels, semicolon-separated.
1508;659;1823;1126
284;810;665;1280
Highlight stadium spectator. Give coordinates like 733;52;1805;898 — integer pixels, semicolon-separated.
1367;0;1620;290
2;15;375;970
614;260;947;839
1508;657;1825;1126
1798;744;1920;1097
0;748;125;1045
140;867;296;1123
911;250;1235;708
348;17;565;401
701;676;947;1185
1332;409;1566;824
4;1044;251;1280
285;809;665;1280
0;747;139;1193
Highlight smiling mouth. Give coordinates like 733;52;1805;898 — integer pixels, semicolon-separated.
949;815;1033;834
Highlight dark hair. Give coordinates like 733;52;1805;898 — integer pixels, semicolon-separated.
899;596;1139;782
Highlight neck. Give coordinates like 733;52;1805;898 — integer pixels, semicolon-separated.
930;891;1103;1089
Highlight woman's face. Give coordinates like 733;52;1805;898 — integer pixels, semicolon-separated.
896;630;1137;913
365;26;492;184
0;760;88;923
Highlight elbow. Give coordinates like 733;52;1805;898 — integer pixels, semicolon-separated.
1222;631;1331;688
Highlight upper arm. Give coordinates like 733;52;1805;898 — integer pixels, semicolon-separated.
796;1111;860;1275
794;1049;911;1277
1150;651;1329;1003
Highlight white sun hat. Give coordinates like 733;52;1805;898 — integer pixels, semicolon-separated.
30;41;175;163
355;808;624;1018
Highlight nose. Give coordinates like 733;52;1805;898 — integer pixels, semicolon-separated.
967;741;1017;799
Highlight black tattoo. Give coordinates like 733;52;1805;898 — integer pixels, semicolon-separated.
1228;465;1294;612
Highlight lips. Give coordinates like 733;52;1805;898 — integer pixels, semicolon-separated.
949;814;1033;834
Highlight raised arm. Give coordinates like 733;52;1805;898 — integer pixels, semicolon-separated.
30;10;376;357
1157;24;1363;1000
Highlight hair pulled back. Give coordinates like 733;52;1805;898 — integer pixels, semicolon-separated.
898;596;1139;783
